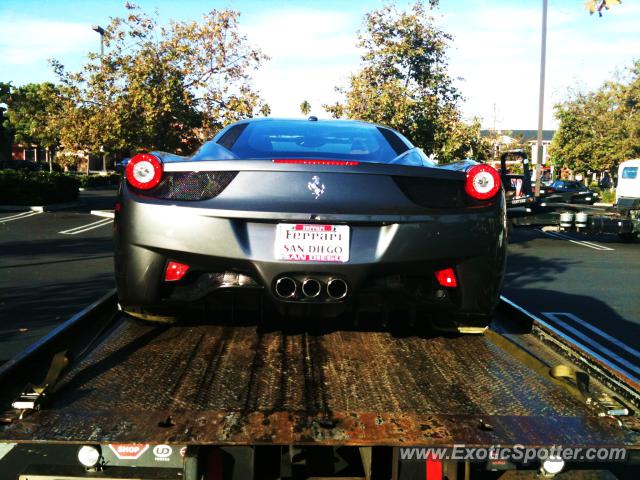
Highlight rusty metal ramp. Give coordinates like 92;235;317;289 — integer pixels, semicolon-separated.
1;307;635;448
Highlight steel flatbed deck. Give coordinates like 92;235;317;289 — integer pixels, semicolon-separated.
0;291;638;478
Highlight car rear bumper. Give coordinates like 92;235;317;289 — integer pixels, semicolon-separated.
114;190;507;318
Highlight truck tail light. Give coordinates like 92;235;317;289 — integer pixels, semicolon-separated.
426;455;443;479
126;153;163;190
465;164;501;200
165;261;190;282
435;268;457;288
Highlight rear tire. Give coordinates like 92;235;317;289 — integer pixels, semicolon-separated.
618;232;638;242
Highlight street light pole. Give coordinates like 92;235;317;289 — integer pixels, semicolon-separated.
534;0;548;197
92;25;106;173
92;25;105;60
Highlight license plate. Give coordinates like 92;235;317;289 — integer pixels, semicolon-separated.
274;224;350;263
511;197;527;205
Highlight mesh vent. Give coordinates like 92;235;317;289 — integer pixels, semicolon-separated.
147;171;238;201
393;176;465;209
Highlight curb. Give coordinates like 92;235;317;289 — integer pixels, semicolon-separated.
0;202;83;212
90;210;115;219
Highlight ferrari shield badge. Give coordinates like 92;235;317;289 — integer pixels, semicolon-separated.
308;176;325;199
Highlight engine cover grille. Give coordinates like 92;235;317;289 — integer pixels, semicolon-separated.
148;171;238;201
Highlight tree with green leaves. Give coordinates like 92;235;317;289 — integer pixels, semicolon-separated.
0;82;62;168
52;3;268;163
324;1;479;163
300;100;311;116
550;60;640;175
0;82;11;161
0;82;60;150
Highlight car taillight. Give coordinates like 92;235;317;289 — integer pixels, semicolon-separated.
272;159;360;166
464;164;501;200
165;261;189;281
435;267;458;288
126;153;163;190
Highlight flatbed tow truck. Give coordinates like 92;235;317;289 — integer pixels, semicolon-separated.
0;291;639;479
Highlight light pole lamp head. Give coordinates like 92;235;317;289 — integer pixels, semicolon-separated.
92;25;105;35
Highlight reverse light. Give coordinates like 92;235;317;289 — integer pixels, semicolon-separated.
126;153;163;190
273;159;360;166
165;261;190;282
465;164;501;200
435;268;458;288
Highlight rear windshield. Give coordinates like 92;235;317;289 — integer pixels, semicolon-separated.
216;120;409;164
622;167;638;179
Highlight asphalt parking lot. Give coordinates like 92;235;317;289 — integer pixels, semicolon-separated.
0;190;116;362
505;227;640;383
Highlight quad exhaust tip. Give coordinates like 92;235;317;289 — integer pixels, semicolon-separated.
302;278;322;298
327;278;348;300
274;277;297;299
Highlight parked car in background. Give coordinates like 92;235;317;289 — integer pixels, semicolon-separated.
541;180;599;205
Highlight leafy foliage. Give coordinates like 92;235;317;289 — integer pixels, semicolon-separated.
0;82;61;150
324;1;481;162
51;3;268;158
76;173;121;189
0;170;79;205
550;60;640;174
300;100;312;116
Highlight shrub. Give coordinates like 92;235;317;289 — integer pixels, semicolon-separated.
592;186;616;204
76;173;121;189
0;170;80;205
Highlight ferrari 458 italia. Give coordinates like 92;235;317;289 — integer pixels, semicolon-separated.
114;118;507;331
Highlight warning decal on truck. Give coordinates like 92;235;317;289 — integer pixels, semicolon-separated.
108;443;149;460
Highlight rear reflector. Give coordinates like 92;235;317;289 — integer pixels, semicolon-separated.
165;261;190;282
434;268;458;288
272;159;359;166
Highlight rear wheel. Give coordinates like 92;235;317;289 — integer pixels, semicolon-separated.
618;232;638;242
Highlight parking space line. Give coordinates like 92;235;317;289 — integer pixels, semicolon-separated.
0;443;16;462
59;218;112;235
0;211;41;223
541;231;614;251
542;312;640;378
543;312;640;360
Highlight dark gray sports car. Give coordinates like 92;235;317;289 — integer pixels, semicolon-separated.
114;118;507;332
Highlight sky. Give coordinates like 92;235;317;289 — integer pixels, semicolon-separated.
0;0;638;130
